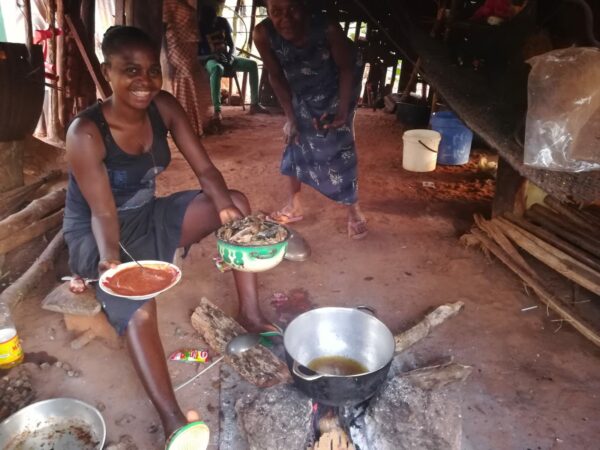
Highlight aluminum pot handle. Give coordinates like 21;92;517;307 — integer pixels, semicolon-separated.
355;305;377;316
292;360;324;381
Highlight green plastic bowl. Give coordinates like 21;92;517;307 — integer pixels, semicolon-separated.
216;226;290;272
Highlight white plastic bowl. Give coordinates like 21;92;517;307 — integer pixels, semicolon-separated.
99;260;182;300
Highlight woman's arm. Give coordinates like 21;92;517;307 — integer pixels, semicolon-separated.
253;22;295;124
325;21;356;129
66;119;121;268
154;91;241;223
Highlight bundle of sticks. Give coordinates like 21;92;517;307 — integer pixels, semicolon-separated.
0;170;66;307
462;196;600;347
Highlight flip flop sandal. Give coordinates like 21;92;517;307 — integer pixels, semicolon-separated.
268;210;304;224
348;220;369;240
166;421;210;450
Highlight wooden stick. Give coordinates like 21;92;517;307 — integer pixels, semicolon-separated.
465;228;600;347
544;196;597;234
0;210;64;255
190;297;291;388
0;189;65;241
402;362;473;390
394;301;464;353
504;213;600;273
495;217;600;296
0;170;62;203
0;230;65;308
526;206;600;259
65;14;112;100
474;214;534;276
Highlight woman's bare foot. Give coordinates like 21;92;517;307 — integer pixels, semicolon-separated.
269;204;304;224
166;410;210;450
185;410;201;423
347;203;368;240
238;312;279;334
69;276;87;293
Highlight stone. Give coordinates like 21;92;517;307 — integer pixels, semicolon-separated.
235;383;313;450
41;282;101;316
64;313;121;349
345;363;472;450
115;413;136;427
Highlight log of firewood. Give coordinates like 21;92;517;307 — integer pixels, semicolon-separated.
465;228;600;347
312;428;355;450
544;196;597;234
0;189;65;241
190;297;291;387
0;170;63;220
0;230;65;308
495;217;600;296
504;213;600;273
0;170;62;205
394;301;464;353
474;214;534;276
0;209;64;255
526;206;600;259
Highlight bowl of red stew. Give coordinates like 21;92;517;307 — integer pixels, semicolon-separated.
99;261;182;300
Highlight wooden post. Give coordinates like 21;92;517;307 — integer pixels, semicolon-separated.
115;0;126;25
23;0;34;55
125;0;135;26
343;21;350;35
492;157;527;217
47;0;63;140
241;0;258;106
56;0;66;129
354;21;361;42
390;61;398;89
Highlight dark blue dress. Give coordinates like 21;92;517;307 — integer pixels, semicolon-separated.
64;101;199;334
265;14;364;205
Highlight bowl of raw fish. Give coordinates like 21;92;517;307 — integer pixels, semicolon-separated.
216;216;290;272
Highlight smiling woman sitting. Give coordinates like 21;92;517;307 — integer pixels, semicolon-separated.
62;26;273;449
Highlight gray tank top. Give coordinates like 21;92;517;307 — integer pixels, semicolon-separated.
64;101;171;233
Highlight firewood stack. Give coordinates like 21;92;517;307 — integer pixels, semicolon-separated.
463;195;600;347
0;170;66;308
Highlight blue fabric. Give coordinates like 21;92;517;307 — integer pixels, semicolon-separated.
265;14;364;204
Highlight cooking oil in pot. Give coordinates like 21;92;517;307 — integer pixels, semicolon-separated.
308;356;368;376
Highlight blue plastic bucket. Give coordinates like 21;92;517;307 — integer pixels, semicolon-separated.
430;111;473;165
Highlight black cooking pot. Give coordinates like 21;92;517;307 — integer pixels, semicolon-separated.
283;307;396;407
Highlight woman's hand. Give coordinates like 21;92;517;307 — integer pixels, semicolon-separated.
219;206;244;225
98;259;121;275
283;119;300;145
323;111;348;129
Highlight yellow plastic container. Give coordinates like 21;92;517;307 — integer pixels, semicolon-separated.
0;303;24;369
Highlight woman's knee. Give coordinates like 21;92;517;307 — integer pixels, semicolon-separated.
209;63;224;77
230;190;250;215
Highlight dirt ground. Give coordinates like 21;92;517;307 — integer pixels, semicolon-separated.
4;108;600;449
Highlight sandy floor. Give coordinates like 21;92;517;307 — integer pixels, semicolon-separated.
4;108;600;449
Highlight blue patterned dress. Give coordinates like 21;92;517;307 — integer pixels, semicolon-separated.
265;14;364;205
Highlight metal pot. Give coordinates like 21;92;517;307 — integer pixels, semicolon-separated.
0;398;106;449
283;306;395;407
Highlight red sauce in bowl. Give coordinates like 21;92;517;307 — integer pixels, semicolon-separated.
103;265;178;296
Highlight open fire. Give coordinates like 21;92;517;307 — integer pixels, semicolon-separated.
224;358;471;450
